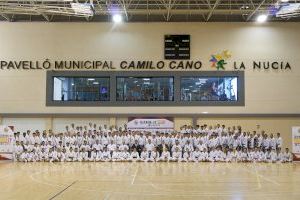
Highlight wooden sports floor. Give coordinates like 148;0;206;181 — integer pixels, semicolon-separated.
0;162;300;200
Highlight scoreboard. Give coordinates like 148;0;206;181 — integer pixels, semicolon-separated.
164;35;190;60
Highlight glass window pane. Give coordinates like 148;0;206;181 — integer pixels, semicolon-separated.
116;77;174;101
53;77;110;101
181;77;238;101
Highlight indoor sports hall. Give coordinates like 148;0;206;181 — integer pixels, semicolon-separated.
0;1;300;200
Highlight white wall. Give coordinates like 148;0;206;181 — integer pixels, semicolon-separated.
52;118;110;132
2;118;46;133
0;22;299;114
116;117;128;128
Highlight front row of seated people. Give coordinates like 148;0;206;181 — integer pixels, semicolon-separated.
17;145;292;163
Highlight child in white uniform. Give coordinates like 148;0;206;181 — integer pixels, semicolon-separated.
20;149;29;162
148;149;158;162
39;148;48;162
49;148;59;162
14;141;24;161
158;148;171;162
67;147;76;162
129;148;140;162
283;148;292;162
101;148;111;162
140;148;148;162
269;149;278;163
90;149;98;162
79;148;89;162
181;150;190;162
200;148;209;162
112;149;121;162
120;149;130;161
190;148;201;162
171;147;182;162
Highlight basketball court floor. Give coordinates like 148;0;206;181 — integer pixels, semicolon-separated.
1;162;299;200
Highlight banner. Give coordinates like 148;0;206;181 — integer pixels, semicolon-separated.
127;117;174;133
0;126;14;160
292;126;300;161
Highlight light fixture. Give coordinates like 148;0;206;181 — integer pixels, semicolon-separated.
276;3;300;18
112;14;123;23
256;14;268;23
71;2;94;17
88;78;95;81
240;5;249;9
93;82;99;85
202;111;208;114
281;0;289;2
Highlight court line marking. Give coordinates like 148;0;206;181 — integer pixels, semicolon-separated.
131;166;139;185
29;167;266;196
29;169;67;188
48;180;77;200
244;165;281;186
30;173;299;198
25;163;293;198
29;169;260;197
254;164;262;189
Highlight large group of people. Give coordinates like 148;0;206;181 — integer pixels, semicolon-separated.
13;123;292;163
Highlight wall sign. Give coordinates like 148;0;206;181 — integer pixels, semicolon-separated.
292;126;300;161
127;117;174;133
0;59;292;71
0;126;14;160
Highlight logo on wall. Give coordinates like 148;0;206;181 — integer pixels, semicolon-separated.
209;50;232;70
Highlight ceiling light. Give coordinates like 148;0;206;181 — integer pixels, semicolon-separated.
202;111;208;114
88;78;95;81
276;3;300;18
93;82;99;85
112;14;123;23
71;3;94;17
256;14;268;23
241;5;249;9
281;0;289;2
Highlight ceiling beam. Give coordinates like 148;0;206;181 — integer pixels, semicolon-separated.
206;0;221;21
118;0;129;21
246;0;266;21
0;13;10;21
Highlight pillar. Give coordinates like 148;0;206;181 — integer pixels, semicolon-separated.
45;117;53;130
109;117;116;127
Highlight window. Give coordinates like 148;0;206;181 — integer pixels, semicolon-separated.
181;77;238;101
53;77;110;101
47;71;244;106
116;77;174;101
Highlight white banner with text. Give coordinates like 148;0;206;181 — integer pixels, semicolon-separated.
127;118;174;133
